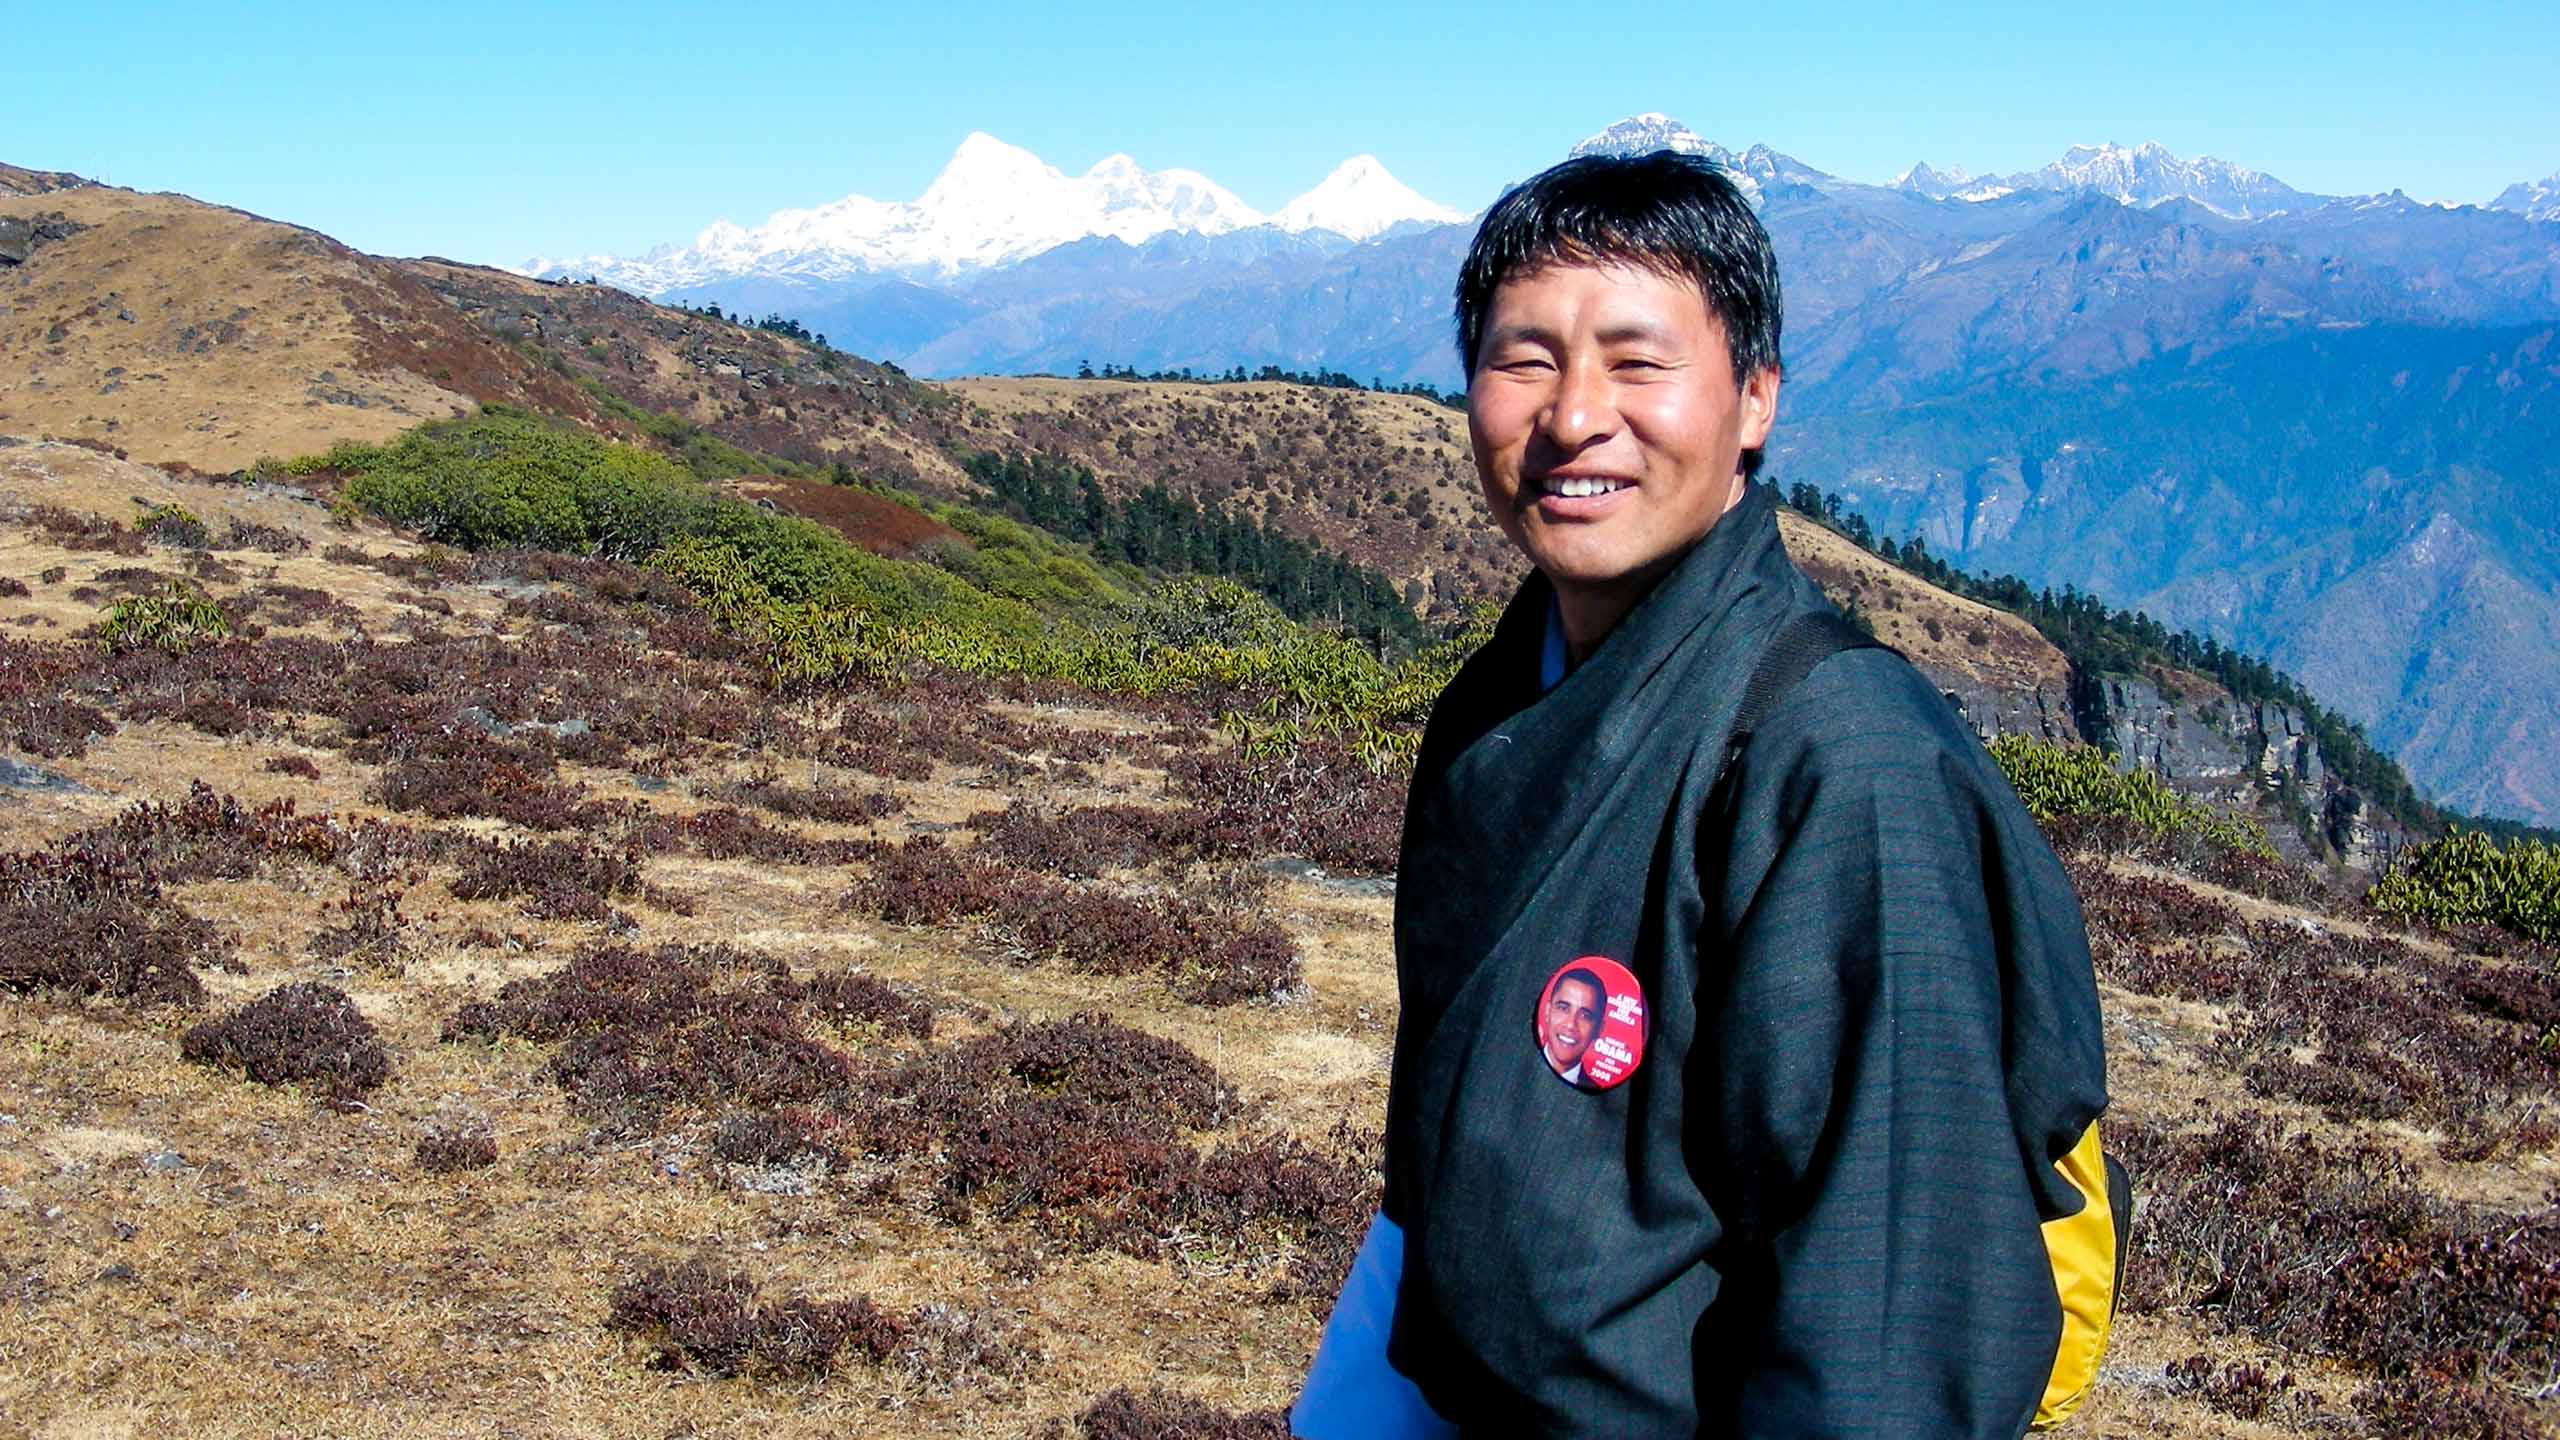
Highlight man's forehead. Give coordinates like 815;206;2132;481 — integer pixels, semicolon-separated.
1486;256;1721;333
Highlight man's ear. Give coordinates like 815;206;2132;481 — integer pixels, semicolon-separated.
1738;366;1780;450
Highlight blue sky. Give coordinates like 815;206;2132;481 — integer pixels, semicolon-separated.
10;1;2555;265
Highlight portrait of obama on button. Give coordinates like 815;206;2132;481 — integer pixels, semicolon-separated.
1537;966;1608;1088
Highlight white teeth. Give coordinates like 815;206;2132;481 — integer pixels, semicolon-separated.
1549;477;1627;499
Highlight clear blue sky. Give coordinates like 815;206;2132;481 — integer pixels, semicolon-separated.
11;1;2554;266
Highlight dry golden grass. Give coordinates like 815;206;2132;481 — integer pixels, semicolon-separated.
0;189;474;471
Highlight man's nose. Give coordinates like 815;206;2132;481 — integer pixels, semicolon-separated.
1541;363;1614;450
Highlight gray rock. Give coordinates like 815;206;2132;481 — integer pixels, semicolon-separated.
0;755;96;795
138;1149;188;1174
455;705;514;738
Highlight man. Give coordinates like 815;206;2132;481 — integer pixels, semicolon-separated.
1294;152;2110;1438
1539;967;1607;1086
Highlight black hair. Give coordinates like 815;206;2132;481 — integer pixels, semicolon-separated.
1453;150;1783;391
1553;967;1609;1014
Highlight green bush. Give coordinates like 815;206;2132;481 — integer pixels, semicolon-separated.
337;408;711;559
1989;734;2274;859
2367;829;2560;945
96;585;231;654
315;408;1451;770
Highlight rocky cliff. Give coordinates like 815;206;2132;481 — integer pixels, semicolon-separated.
2072;665;2410;871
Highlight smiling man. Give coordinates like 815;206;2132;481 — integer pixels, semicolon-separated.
1294;152;2116;1439
1538;966;1606;1085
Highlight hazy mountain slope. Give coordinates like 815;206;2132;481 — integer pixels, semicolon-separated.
1775;323;2560;821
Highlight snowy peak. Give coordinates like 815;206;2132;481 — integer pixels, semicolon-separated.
1912;141;2316;218
1567;114;1761;204
523;132;1264;292
1273;155;1466;240
1570;113;1727;164
2489;172;2560;222
1895;161;2008;201
2035;141;2307;216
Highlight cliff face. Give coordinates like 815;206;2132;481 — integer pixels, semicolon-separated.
2071;666;2410;872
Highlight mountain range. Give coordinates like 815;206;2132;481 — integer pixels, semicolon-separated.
519;117;2560;825
523;135;1467;292
17;116;2560;826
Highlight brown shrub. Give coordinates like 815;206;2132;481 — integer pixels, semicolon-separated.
847;839;1303;1005
2117;1116;2560;1396
449;838;644;924
0;888;216;1007
1170;741;1403;876
445;941;852;1133
1037;1388;1289;1440
607;1260;907;1380
710;1108;842;1169
180;982;390;1097
795;971;934;1039
416;1127;499;1173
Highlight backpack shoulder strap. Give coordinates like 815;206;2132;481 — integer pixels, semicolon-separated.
1713;610;1892;792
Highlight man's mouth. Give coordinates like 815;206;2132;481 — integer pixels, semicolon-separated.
1532;475;1632;500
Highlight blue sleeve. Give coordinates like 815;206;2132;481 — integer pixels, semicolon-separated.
1291;1214;1460;1440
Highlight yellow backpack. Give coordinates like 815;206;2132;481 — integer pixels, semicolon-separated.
2032;1120;2132;1429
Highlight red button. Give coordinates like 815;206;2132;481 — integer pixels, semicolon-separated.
1534;956;1647;1091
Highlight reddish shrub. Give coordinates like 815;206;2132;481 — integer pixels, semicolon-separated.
1170;741;1403;876
374;752;588;831
2162;1353;2309;1421
28;505;144;555
847;840;1303;1005
264;754;322;780
0;886;216;1006
795;971;934;1039
449;838;643;924
2116;1116;2560;1393
607;1260;906;1379
180;982;390;1097
711;1108;842;1169
446;941;852;1132
701;772;905;826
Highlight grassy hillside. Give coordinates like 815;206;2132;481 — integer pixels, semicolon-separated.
2;433;2556;1436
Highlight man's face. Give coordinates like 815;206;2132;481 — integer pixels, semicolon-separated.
1542;976;1603;1074
1468;260;1779;623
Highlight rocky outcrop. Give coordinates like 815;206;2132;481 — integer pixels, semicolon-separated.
0;212;88;268
2074;671;2251;792
2072;665;2413;873
1929;670;2078;745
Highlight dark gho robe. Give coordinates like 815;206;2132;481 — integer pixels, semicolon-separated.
1383;483;2109;1438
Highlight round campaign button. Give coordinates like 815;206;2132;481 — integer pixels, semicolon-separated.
1533;956;1647;1091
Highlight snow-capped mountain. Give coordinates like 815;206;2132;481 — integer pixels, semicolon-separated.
523;134;1462;293
1893;161;1993;201
1897;142;2314;218
524;133;1261;290
1561;114;1847;205
2489;172;2560;222
1273;155;1468;240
